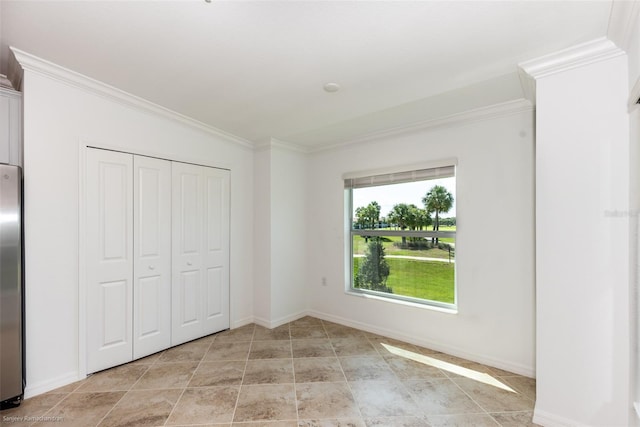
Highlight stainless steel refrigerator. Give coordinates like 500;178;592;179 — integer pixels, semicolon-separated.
0;164;24;408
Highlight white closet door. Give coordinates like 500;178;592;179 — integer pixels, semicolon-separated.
86;149;133;373
171;162;204;344
133;156;171;359
202;167;230;334
171;162;230;345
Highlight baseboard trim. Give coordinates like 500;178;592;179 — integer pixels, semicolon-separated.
231;316;256;329
532;408;580;427
306;309;535;378
251;311;309;329
24;371;84;399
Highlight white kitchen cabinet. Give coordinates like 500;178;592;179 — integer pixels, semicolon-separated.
86;148;229;373
0;88;22;166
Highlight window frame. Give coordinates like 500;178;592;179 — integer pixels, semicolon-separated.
344;161;457;310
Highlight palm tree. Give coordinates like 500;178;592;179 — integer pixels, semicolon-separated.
388;203;413;245
422;185;454;244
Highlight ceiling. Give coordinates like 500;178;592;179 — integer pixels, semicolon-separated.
0;1;614;149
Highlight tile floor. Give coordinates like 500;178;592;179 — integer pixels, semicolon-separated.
1;317;539;427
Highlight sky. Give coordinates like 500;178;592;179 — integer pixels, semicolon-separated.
352;177;456;219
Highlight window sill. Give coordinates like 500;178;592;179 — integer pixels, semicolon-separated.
344;289;458;314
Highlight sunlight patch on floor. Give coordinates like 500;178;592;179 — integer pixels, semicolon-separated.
380;343;517;393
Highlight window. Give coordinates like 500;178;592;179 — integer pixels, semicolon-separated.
345;164;456;309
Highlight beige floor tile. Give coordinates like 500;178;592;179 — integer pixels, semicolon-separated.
234;384;297;422
215;325;256;342
234;421;298;427
189;361;246;387
76;364;149;392
339;356;396;382
206;341;252;361
294;357;344;383
97;388;182;427
49;379;86;394
499;376;536;401
324;325;368;339
429;354;497;379
254;325;291;341
366;336;419;355
330;338;378;357
130;351;165;365
290;327;329;340
404;379;482;415
298;419;367;427
44;392;125;427
424;413;500;427
166;386;239;425
490;411;541;427
291;317;324;327
350;380;419;418
14;317;536;427
384;354;447;381
295;382;360;419
0;392;68;427
133;362;198;390
452;378;534;413
243;359;294;384
249;340;292;360
291;339;335;358
158;339;212;363
364;416;430;427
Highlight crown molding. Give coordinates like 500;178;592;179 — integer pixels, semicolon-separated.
517;68;537;105
311;98;534;154
8;50;23;91
608;0;640;52
519;37;625;81
254;138;311;154
10;47;255;149
0;86;22;99
269;138;311;154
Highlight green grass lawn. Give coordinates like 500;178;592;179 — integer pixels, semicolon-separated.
353;257;455;304
353;235;455;260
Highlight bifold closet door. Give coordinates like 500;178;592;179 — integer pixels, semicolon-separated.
86;149;134;373
171;162;230;345
133;155;171;359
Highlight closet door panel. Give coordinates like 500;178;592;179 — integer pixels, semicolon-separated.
86;149;133;373
171;162;204;345
202;169;230;333
133;156;171;359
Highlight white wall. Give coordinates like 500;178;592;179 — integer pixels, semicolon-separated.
306;109;536;376
269;146;308;324
253;145;309;327
627;7;640;422
533;54;632;426
253;148;271;323
21;69;255;397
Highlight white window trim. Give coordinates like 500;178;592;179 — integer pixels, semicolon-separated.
344;160;457;310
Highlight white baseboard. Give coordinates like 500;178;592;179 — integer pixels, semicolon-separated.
24;371;84;399
231;316;256;329
306;309;535;378
532;408;581;427
251;311;309;329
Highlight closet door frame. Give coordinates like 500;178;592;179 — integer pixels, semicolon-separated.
79;142;231;379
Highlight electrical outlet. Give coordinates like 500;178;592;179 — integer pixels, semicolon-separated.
321;277;327;286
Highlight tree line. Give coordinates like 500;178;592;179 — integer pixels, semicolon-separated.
354;185;455;292
354;185;454;244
